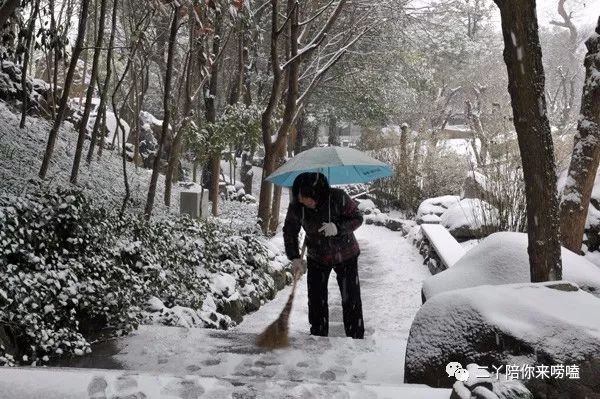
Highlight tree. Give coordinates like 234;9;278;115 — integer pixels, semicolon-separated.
257;0;367;234
493;0;562;282
70;0;108;183
560;18;600;253
203;4;224;217
19;0;40;128
163;3;198;208
144;4;180;219
39;0;92;179
86;0;118;163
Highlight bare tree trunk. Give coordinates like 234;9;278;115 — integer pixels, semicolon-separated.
257;0;349;232
399;123;409;175
210;155;220;215
70;0;107;183
258;0;299;232
111;26;143;216
86;0;117;163
466;99;489;167
49;0;58;119
294;110;307;155
204;8;223;216
493;0;562;282
39;0;91;179
269;141;287;233
165;15;196;207
258;150;277;229
560;19;600;253
144;6;179;219
328;112;339;146
19;0;40;128
97;109;107;158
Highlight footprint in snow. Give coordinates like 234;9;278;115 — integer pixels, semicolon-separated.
87;375;107;399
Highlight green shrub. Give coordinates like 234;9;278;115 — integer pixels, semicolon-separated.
0;188;279;366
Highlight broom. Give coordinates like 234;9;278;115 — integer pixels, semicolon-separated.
255;242;306;349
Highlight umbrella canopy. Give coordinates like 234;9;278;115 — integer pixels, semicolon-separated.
265;146;393;187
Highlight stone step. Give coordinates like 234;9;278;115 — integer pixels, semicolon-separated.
0;367;452;399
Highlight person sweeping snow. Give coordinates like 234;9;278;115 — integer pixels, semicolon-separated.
256;146;391;347
283;172;365;339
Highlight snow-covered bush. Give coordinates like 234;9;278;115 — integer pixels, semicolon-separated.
0;189;146;366
0;188;280;366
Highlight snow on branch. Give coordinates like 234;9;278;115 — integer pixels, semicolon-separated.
297;27;369;106
299;0;335;26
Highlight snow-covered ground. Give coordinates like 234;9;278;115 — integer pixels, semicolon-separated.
36;224;438;398
239;225;430;343
0;101;180;218
0;367;451;399
1;110;443;396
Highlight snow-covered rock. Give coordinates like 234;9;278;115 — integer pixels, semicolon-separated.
145;296;166;312
417;195;460;222
440;198;499;239
0;61;51;116
364;212;415;234
405;281;600;393
357;199;377;214
212;273;237;298
422;232;600;301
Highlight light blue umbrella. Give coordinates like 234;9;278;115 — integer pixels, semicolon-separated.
266;146;393;187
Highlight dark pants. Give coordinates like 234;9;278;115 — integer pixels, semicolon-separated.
306;256;364;339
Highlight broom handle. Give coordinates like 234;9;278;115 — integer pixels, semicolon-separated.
292;239;307;282
300;239;307;259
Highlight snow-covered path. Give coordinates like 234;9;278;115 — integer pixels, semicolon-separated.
9;224;447;399
237;224;431;381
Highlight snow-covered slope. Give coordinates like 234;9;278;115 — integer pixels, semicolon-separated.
0;101;177;217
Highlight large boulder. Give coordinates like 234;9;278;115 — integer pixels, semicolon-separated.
0;61;51;116
139;111;167;166
440;198;499;239
422;232;600;301
405;282;600;396
417;195;460;223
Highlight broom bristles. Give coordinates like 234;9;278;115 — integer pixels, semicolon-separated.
257;243;306;349
256;276;299;349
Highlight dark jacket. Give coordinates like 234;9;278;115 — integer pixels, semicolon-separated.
283;188;363;266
